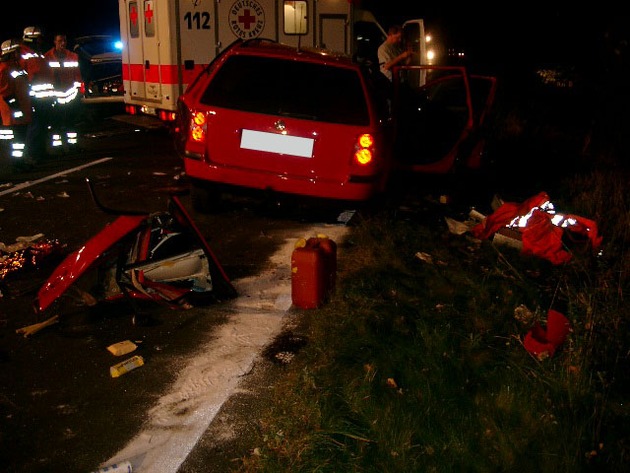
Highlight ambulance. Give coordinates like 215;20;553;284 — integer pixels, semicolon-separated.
117;0;432;125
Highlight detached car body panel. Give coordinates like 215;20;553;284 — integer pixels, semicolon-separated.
175;39;496;210
36;188;236;315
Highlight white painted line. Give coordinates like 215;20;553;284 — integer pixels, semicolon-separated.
0;157;113;197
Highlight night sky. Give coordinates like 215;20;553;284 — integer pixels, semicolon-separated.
4;1;627;72
8;1;120;41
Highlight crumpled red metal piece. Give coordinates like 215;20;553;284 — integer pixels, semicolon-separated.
523;309;570;359
471;191;602;265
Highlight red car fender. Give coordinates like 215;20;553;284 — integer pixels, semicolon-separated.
36;214;146;313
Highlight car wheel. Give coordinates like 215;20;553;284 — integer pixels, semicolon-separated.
190;180;223;213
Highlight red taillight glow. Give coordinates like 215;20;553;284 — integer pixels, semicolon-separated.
193;112;205;125
354;133;374;165
159;110;177;122
358;133;374;148
191;111;206;143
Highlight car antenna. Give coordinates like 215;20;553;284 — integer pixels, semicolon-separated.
85;177;148;216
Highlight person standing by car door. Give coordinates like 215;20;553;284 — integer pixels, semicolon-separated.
0;39;33;167
377;25;412;82
19;26;55;160
45;33;82;150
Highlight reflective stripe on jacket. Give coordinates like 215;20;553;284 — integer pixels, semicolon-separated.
45;48;82;104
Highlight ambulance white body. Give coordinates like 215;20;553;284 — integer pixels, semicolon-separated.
117;0;433;124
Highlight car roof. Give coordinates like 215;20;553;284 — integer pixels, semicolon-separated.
73;35;116;45
227;39;358;68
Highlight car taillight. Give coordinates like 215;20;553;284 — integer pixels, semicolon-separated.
179;107;207;160
353;133;374;165
158;110;176;122
190;111;206;143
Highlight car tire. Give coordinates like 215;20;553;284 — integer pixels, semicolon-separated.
190;180;223;214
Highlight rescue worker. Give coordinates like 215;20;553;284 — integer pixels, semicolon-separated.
0;38;33;167
44;33;82;150
19;26;55;160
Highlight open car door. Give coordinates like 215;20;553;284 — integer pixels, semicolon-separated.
391;65;497;174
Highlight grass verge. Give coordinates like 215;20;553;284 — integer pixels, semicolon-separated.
233;167;629;473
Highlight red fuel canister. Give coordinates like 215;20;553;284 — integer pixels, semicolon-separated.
291;235;337;309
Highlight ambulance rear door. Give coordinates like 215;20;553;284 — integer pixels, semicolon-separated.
176;0;218;100
120;0;165;110
120;0;217;114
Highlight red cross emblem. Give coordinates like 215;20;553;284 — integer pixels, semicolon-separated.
238;9;255;30
130;5;138;26
145;2;154;24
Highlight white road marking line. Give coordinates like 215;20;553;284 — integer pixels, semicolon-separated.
0;157;113;197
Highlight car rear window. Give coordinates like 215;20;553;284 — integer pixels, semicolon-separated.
199;55;370;126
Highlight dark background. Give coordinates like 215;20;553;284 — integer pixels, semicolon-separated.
8;0;120;41
6;1;628;69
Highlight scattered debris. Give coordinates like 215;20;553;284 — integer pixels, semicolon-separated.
337;210;356;225
16;315;59;338
16;233;45;243
107;340;138;357
110;355;145;378
492;227;523;251
415;252;433;264
513;304;536;326
263;332;308;365
444;216;475;235
386;377;398;389
0;237;65;284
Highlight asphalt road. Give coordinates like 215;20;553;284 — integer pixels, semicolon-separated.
0;105;352;472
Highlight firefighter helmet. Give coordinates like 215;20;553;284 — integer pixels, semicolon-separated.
1;38;20;57
22;26;43;43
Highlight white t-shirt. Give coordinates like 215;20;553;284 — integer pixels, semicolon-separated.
377;41;403;81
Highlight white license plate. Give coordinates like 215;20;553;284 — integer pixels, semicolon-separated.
240;129;314;158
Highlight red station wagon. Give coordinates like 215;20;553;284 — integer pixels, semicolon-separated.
175;39;496;212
